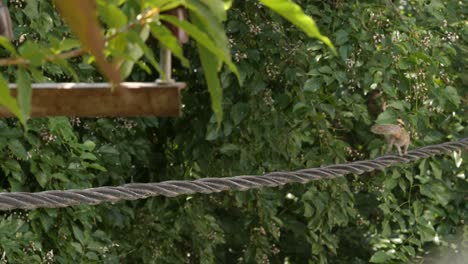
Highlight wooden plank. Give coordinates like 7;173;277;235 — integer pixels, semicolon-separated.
0;82;186;117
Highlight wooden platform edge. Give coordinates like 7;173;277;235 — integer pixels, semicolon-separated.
0;82;186;117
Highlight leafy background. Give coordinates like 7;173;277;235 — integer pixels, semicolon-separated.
0;0;467;263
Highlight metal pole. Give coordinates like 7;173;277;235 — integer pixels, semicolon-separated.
157;46;174;84
0;1;14;40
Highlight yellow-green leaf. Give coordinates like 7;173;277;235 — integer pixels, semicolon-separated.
259;0;336;55
16;68;32;120
0;74;25;125
97;2;128;28
0;36;17;55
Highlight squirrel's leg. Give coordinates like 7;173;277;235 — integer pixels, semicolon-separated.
403;143;409;154
396;145;402;156
385;138;395;153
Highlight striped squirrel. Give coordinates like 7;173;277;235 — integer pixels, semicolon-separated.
371;122;410;155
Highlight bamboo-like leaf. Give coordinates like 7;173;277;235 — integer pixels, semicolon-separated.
149;22;190;68
199;45;223;125
223;0;233;9
126;30;164;77
187;0;230;64
160;14;240;81
259;0;336;55
54;0;121;85
144;0;184;12
191;13;223;125
193;0;226;21
0;74;25;125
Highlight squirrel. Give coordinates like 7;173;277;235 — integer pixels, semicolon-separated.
371;122;410;156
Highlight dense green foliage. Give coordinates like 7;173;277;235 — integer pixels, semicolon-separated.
1;0;467;263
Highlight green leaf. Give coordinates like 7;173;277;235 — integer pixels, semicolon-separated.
220;144;240;155
375;110;397;124
382;220;391;236
413;200;423;216
23;0;39;19
60;38;81;51
86;163;107;171
117;35;145;79
80;152;98;161
97;145;119;155
429;161;442;179
383;176;398;190
381;83;397;98
339;45;349;60
396;59;410;70
126;26;163;78
82;140;96;151
417;223;436;242
16;69;32;121
34;172;49;188
387;100;410;111
48;117;77;142
318;66;333;74
51;172;70;182
335;29;349;45
303;79;321;92
72;225;85;245
402;245;415;257
230;103;249;125
370;251;392;263
8;139;28;160
205;129;220;141
259;0;336;55
445;86;460;107
39;214;54;232
0;74;24;125
70;242;83;254
136;61;152;74
53;57;79;82
18;41;47;67
292;102;309;113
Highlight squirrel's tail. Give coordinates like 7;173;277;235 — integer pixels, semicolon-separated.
371;124;402;136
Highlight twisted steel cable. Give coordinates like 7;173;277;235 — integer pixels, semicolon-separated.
1;138;467;211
